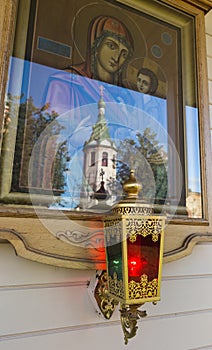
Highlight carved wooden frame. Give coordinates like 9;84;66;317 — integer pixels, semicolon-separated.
0;0;212;269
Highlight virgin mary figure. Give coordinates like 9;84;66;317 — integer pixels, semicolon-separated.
43;15;134;116
32;15;134;192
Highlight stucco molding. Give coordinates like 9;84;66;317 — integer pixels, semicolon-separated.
1;227;212;267
163;233;212;262
0;227;106;269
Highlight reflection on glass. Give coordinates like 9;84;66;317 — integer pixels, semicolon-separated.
185;106;202;218
6;57;170;212
1;0;202;219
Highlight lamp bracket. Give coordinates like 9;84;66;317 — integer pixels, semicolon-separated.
120;304;147;345
87;270;118;319
88;270;148;344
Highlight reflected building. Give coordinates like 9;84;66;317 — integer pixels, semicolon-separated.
186;191;202;218
80;92;117;209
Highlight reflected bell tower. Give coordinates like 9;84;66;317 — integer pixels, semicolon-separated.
80;87;117;209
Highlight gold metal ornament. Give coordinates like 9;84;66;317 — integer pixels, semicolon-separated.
120;303;147;345
93;170;165;344
94;270;118;320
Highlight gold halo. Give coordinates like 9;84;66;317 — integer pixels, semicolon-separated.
123;57;168;98
70;1;147;62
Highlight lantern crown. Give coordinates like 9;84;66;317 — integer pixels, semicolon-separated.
112;169;153;216
123;169;142;199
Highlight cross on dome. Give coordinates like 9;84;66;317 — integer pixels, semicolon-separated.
100;85;104;97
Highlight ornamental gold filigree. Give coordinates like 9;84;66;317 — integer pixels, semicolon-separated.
112;206;153;215
94;271;118;320
104;218;122;244
108;272;125;299
120;304;147;345
56;229;104;251
126;217;163;242
128;274;158;299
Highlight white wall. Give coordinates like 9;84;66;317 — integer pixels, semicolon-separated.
0;8;212;350
1;242;212;350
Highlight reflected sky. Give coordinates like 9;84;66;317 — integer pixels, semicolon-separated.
5;56;202;213
185;106;201;193
7;57;167;127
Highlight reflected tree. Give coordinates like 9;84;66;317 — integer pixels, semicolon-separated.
4;94;68;192
107;128;168;204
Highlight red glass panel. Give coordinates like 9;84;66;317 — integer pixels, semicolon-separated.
127;235;160;282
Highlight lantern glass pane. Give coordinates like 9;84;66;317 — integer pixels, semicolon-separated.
106;241;123;280
127;235;161;282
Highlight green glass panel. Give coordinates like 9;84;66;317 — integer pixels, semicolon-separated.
106;241;123;280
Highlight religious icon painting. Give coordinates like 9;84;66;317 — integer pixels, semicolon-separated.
3;0;202;218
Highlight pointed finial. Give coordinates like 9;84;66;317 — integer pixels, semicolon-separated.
123;170;142;199
98;86;106;114
100;85;104;97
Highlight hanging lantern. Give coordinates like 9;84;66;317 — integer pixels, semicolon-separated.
103;170;165;344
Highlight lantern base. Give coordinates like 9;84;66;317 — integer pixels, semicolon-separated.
89;270;147;344
120;304;147;344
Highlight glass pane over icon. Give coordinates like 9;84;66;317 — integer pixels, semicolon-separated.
1;0;202;219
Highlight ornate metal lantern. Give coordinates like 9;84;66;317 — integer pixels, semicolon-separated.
103;170;165;344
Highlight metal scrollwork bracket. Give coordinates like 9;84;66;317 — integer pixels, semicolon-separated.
87;270;118;320
88;271;148;343
120;303;147;344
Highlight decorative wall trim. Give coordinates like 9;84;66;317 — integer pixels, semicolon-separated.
0;228;106;269
56;229;105;251
1;228;212;266
163;233;212;262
